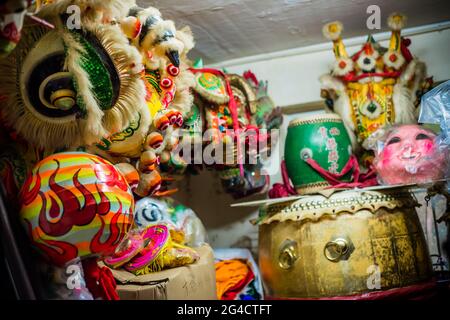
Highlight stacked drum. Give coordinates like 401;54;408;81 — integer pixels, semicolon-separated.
258;114;435;299
258;190;433;299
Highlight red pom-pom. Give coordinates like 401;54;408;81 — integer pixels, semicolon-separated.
161;78;173;89
167;64;180;77
268;183;291;199
389;53;398;62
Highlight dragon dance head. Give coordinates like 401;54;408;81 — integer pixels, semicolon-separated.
188;68;282;198
0;0;194;152
0;0;148;152
320;13;430;150
0;0;196;198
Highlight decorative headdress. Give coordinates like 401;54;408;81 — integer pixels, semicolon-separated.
320;13;428;150
188;68;282;198
0;0;147;151
323;13;413;81
322;21;354;76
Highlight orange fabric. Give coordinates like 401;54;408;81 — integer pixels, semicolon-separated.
215;259;250;300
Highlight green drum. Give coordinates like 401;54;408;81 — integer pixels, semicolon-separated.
284;113;352;195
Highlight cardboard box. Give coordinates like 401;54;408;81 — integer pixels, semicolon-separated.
108;244;217;300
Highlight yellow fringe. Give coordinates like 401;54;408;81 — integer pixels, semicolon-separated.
131;233;199;276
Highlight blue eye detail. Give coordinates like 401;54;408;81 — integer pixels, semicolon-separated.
136;203;163;227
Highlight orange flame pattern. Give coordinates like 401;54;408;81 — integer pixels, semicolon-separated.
20;153;134;266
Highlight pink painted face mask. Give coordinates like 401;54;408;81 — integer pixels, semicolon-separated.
374;125;447;185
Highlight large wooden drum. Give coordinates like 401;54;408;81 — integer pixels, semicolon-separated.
258;190;433;299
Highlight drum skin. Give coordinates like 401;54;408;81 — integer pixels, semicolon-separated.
258;190;433;299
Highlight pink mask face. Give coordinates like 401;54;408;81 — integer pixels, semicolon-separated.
375;125;447;185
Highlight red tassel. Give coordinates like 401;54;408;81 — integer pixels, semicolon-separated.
269;156;378;198
269;160;297;199
243;70;259;87
305;155;378;189
401;38;414;63
82;258;120;300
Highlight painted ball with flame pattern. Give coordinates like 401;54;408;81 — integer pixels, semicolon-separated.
19;152;135;267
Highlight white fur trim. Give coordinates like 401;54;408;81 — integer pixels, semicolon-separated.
176;26;195;55
319;74;358;150
357;52;378;72
61;30;106;144
322;21;343;41
410;60;426;98
393;82;417;124
400;59;427;113
38;0;136;22
137;6;162;21
121;16;140;39
332;57;354;76
172;66;195;114
399;59;426;86
383;50;405;70
388;13;407;31
138;19;183;70
319;74;346;92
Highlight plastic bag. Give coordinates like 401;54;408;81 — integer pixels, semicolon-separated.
419;80;450;146
373;124;448;185
41;258;94;300
134;197;208;247
219;163;270;199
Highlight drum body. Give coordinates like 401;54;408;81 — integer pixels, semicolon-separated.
284;113;352;195
258;190;433;299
